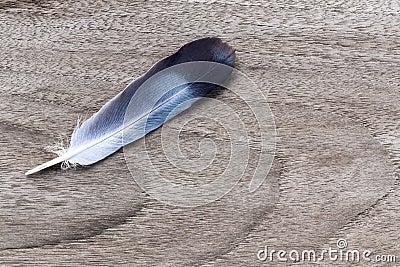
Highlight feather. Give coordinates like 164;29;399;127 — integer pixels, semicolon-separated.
25;37;235;175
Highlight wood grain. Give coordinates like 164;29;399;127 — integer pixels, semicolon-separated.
0;0;399;266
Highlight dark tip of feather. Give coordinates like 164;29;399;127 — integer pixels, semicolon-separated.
176;37;235;67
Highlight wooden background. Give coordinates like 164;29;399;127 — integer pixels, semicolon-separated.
0;0;399;266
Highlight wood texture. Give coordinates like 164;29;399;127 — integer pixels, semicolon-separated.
0;0;399;266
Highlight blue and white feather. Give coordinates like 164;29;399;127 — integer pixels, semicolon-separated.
26;37;235;175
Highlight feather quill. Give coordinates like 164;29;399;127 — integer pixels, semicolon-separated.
26;37;235;175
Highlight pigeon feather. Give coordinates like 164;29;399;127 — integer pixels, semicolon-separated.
25;37;235;175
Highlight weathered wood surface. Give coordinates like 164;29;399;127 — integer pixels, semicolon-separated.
0;0;399;266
